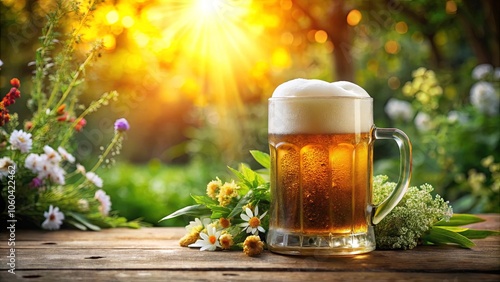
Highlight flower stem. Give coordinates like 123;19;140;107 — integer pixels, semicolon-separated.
45;0;96;110
90;132;121;173
53;51;96;111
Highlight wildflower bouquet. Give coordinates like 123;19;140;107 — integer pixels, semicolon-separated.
162;150;498;256
0;1;139;230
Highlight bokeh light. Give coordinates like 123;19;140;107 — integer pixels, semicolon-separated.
314;30;328;43
395;21;408;35
347;9;362;26
385;40;400;54
446;0;457;14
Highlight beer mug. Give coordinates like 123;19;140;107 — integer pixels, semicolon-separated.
267;79;412;255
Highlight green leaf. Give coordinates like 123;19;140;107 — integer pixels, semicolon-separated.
228;190;254;218
158;204;211;222
423;226;475;248
250;150;270;169
459;229;500;239
233;163;266;190
228;166;245;183
66;219;87;230
435;214;485;226
191;195;218;207
210;206;231;218
67;212;101;231
432;226;469;233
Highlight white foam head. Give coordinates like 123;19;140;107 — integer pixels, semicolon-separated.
269;79;373;134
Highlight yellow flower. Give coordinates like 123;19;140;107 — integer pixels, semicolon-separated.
219;217;231;229
219;233;234;250
243;235;264;256
217;180;239;207
412;67;427;78
242;202;254;212
206;177;222;199
481;156;494;168
179;231;200;247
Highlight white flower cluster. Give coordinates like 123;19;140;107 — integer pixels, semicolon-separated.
470;64;499;116
24;145;74;185
9;130;33;153
384;98;414;122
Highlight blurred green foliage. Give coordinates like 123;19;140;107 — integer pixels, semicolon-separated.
99;159;232;226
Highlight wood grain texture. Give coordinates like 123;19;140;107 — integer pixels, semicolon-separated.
1;214;499;281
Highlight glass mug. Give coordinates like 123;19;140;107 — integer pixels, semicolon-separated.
267;82;412;256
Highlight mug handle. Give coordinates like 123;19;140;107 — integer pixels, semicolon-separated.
370;127;412;225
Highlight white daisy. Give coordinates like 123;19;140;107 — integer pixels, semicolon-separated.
86;172;103;188
41;205;65;230
239;205;267;235
185;217;212;233
189;225;221;251
24;153;41;173
43;145;62;164
95;189;112;216
0;157;15;179
9;130;32;153
47;166;66;185
57;147;75;163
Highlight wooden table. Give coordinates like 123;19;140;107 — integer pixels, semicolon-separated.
2;214;499;281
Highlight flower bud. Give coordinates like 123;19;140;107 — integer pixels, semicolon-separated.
10;78;20;88
57;104;66;115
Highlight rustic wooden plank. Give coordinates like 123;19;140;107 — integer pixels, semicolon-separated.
0;227;186;242
2;214;497;243
1;214;498;281
1;237;498;273
2;270;499;282
1;240;180;249
3;214;497;242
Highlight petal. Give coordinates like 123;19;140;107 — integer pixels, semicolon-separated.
206;226;214;236
200;232;209;240
239;222;249;228
241;214;250;221
188;240;205;248
258;226;265;233
245;208;253;218
260;210;268;219
254;205;259;216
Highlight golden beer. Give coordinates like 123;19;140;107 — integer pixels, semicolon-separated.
267;79;412;256
269;132;371;235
